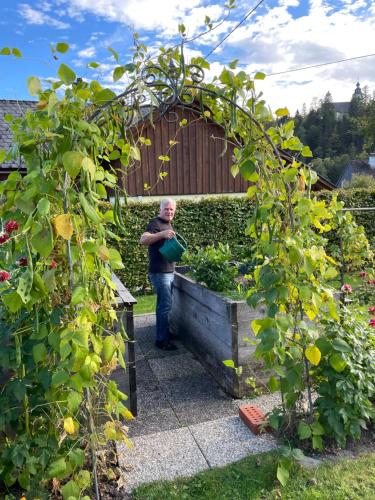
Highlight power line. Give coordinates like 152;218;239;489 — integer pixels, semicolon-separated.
204;0;266;59
266;52;375;77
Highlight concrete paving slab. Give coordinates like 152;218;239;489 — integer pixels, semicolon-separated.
148;352;206;381
129;407;181;437
136;383;171;415
134;325;155;342
159;372;229;405
138;338;188;359
190;415;277;467
173;399;237;426
117;427;209;492
232;393;283;415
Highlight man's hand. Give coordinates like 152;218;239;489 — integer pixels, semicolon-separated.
140;230;175;245
162;229;175;240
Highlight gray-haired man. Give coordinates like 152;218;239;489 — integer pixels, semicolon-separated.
140;198;178;350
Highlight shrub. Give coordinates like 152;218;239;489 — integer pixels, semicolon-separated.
183;243;238;292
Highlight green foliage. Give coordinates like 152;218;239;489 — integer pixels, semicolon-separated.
344;173;375;190
183;243;238;292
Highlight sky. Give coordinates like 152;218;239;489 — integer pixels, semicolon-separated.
1;0;375;114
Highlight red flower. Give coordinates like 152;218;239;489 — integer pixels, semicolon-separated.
49;260;57;269
0;233;9;244
341;284;352;293
369;306;375;315
369;319;375;327
4;220;19;233
18;257;28;267
0;271;10;282
359;271;366;278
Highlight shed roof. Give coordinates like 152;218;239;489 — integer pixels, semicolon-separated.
0;99;36;170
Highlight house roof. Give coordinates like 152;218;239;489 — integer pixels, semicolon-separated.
333;102;350;114
0;99;36;170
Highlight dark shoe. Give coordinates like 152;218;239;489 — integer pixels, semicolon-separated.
155;340;178;351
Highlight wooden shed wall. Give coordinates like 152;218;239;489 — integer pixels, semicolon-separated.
117;107;249;196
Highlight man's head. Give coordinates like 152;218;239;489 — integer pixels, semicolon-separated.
159;198;176;222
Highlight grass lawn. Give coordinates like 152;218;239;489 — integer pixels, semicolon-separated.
133;450;375;499
133;294;156;314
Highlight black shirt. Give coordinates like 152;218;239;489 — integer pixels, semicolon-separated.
146;216;176;273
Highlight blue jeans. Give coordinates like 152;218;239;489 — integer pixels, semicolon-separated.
149;272;174;342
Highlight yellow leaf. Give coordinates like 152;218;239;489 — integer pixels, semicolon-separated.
304;307;317;321
98;245;110;261
305;345;321;366
64;417;76;434
53;214;73;240
251;319;262;336
122;409;135;420
204;110;211;117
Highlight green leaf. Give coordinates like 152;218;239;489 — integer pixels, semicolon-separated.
12;47;22;57
37;198;51;216
87;61;100;68
311;421;325;436
0;47;11;55
239;159;256;181
297;421;311;439
228;59;238;69
329;353;347;372
223;359;235;368
27;76;42;96
2;291;23;312
62;151;84;179
61;479;80;499
332;338;352;353
31;226;54;258
56;42;69;53
312;435;323;450
301;145;313;157
277;462;290;486
92;88;116;104
108;46;119;62
67;391;83;412
17;270;33;304
0;148;6;163
58;63;76;84
51;370;69;388
48;457;67;478
268;375;280;392
254;71;266;80
102;336;116;362
71;286;87;305
76;470;91;489
113;66;125;82
69;449;85;468
33;343;47;364
109;248;124;269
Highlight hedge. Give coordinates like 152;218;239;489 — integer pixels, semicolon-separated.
114;189;375;293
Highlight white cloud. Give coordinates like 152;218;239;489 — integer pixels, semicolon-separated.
77;46;96;58
19;3;70;29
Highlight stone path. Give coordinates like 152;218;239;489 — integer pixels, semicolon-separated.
116;316;279;493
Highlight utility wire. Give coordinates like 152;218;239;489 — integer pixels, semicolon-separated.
204;0;266;59
266;52;375;77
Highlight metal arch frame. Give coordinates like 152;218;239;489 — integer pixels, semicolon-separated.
89;43;284;166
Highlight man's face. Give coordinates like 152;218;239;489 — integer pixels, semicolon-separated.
160;202;176;222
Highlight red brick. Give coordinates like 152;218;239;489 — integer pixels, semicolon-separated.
239;404;267;435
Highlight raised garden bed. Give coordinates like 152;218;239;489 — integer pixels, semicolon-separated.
170;271;266;398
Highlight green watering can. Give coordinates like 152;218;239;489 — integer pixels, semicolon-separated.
159;232;187;263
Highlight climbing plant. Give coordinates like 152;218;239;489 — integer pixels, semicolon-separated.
0;29;374;496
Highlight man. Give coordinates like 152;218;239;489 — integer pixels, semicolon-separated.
140;198;178;351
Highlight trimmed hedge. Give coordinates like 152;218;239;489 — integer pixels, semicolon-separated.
115;189;375;293
115;197;252;293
